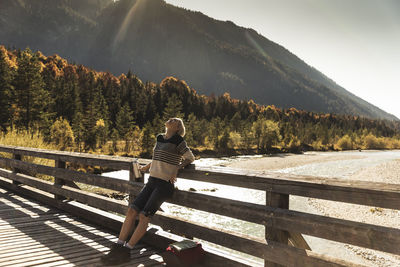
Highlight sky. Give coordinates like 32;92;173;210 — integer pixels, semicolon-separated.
165;0;400;119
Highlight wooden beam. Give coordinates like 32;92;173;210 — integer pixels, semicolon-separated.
54;159;66;201
0;170;128;214
150;212;363;267
265;191;289;267
12;154;22;186
0;157;135;193
0;145;135;170
179;166;400;210
288;232;312;250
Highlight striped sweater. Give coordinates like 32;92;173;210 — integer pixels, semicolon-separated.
149;134;195;181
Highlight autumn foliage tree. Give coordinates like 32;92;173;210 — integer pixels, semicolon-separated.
50;117;75;150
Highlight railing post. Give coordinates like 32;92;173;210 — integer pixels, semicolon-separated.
129;161;143;203
12;153;22;185
265;189;289;267
54;159;66;201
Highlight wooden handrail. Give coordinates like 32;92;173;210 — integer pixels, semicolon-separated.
0;145;399;267
0;145;136;170
1;154;399;210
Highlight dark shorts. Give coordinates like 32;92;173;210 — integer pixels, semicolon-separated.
130;176;174;217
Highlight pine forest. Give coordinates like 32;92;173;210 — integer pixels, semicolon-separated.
1;46;400;158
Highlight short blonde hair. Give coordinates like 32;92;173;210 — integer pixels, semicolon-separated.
175;118;186;137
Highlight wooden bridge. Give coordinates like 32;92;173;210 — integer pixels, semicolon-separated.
0;145;399;266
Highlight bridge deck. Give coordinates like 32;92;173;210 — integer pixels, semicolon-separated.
0;188;164;267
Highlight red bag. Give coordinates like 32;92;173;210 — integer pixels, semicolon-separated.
162;240;205;267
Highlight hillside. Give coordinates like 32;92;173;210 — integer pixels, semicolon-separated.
0;0;396;120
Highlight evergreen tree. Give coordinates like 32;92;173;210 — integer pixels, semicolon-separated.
240;122;253;151
231;112;242;132
54;66;79;122
82;100;99;150
110;128;119;154
72;85;84;152
163;94;184;121
140;122;155;158
102;73;121;129
129;75;147;126
95;119;108;149
0;47;15;130
72;110;84;152
185;113;198;146
209;117;223;149
151;113;164;136
116;103;134;152
14;48;49;130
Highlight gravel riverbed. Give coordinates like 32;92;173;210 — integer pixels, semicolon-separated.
226;151;400;267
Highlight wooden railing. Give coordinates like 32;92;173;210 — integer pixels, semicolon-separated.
0;145;399;267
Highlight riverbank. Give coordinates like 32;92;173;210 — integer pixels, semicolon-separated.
226;150;400;267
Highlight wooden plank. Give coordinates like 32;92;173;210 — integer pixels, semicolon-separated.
88;247;158;266
0;217;102;236
0;159;133;193
289;232;312;250
0;243;107;266
265;191;289;267
0;214;69;227
0;221;111;242
0;228;115;249
150;212;363;267
0;229;114;249
179;165;400;210
0;228;112;247
37;246;159;267
0;145;136;170
0;235;115;262
0;203;47;211
54;159;66;201
0;222;112;239
0;169;128;215
2;169;400;256
12;153;22;186
0;210;59;220
37;244;150;267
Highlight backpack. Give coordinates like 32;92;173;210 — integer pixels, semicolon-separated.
162;240;205;267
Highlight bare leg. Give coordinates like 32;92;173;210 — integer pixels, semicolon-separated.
126;213;150;247
119;207;138;241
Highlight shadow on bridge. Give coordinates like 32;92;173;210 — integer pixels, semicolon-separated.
0;187;163;267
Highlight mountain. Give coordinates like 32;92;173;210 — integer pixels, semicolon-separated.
0;0;397;120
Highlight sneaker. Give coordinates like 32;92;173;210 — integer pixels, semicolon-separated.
101;243;131;265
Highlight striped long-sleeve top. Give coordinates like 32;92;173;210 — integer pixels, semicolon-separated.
149;134;195;181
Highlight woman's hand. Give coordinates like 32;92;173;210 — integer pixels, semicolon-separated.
139;163;151;173
169;175;177;184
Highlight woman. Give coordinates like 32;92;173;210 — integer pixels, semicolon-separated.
101;118;195;265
